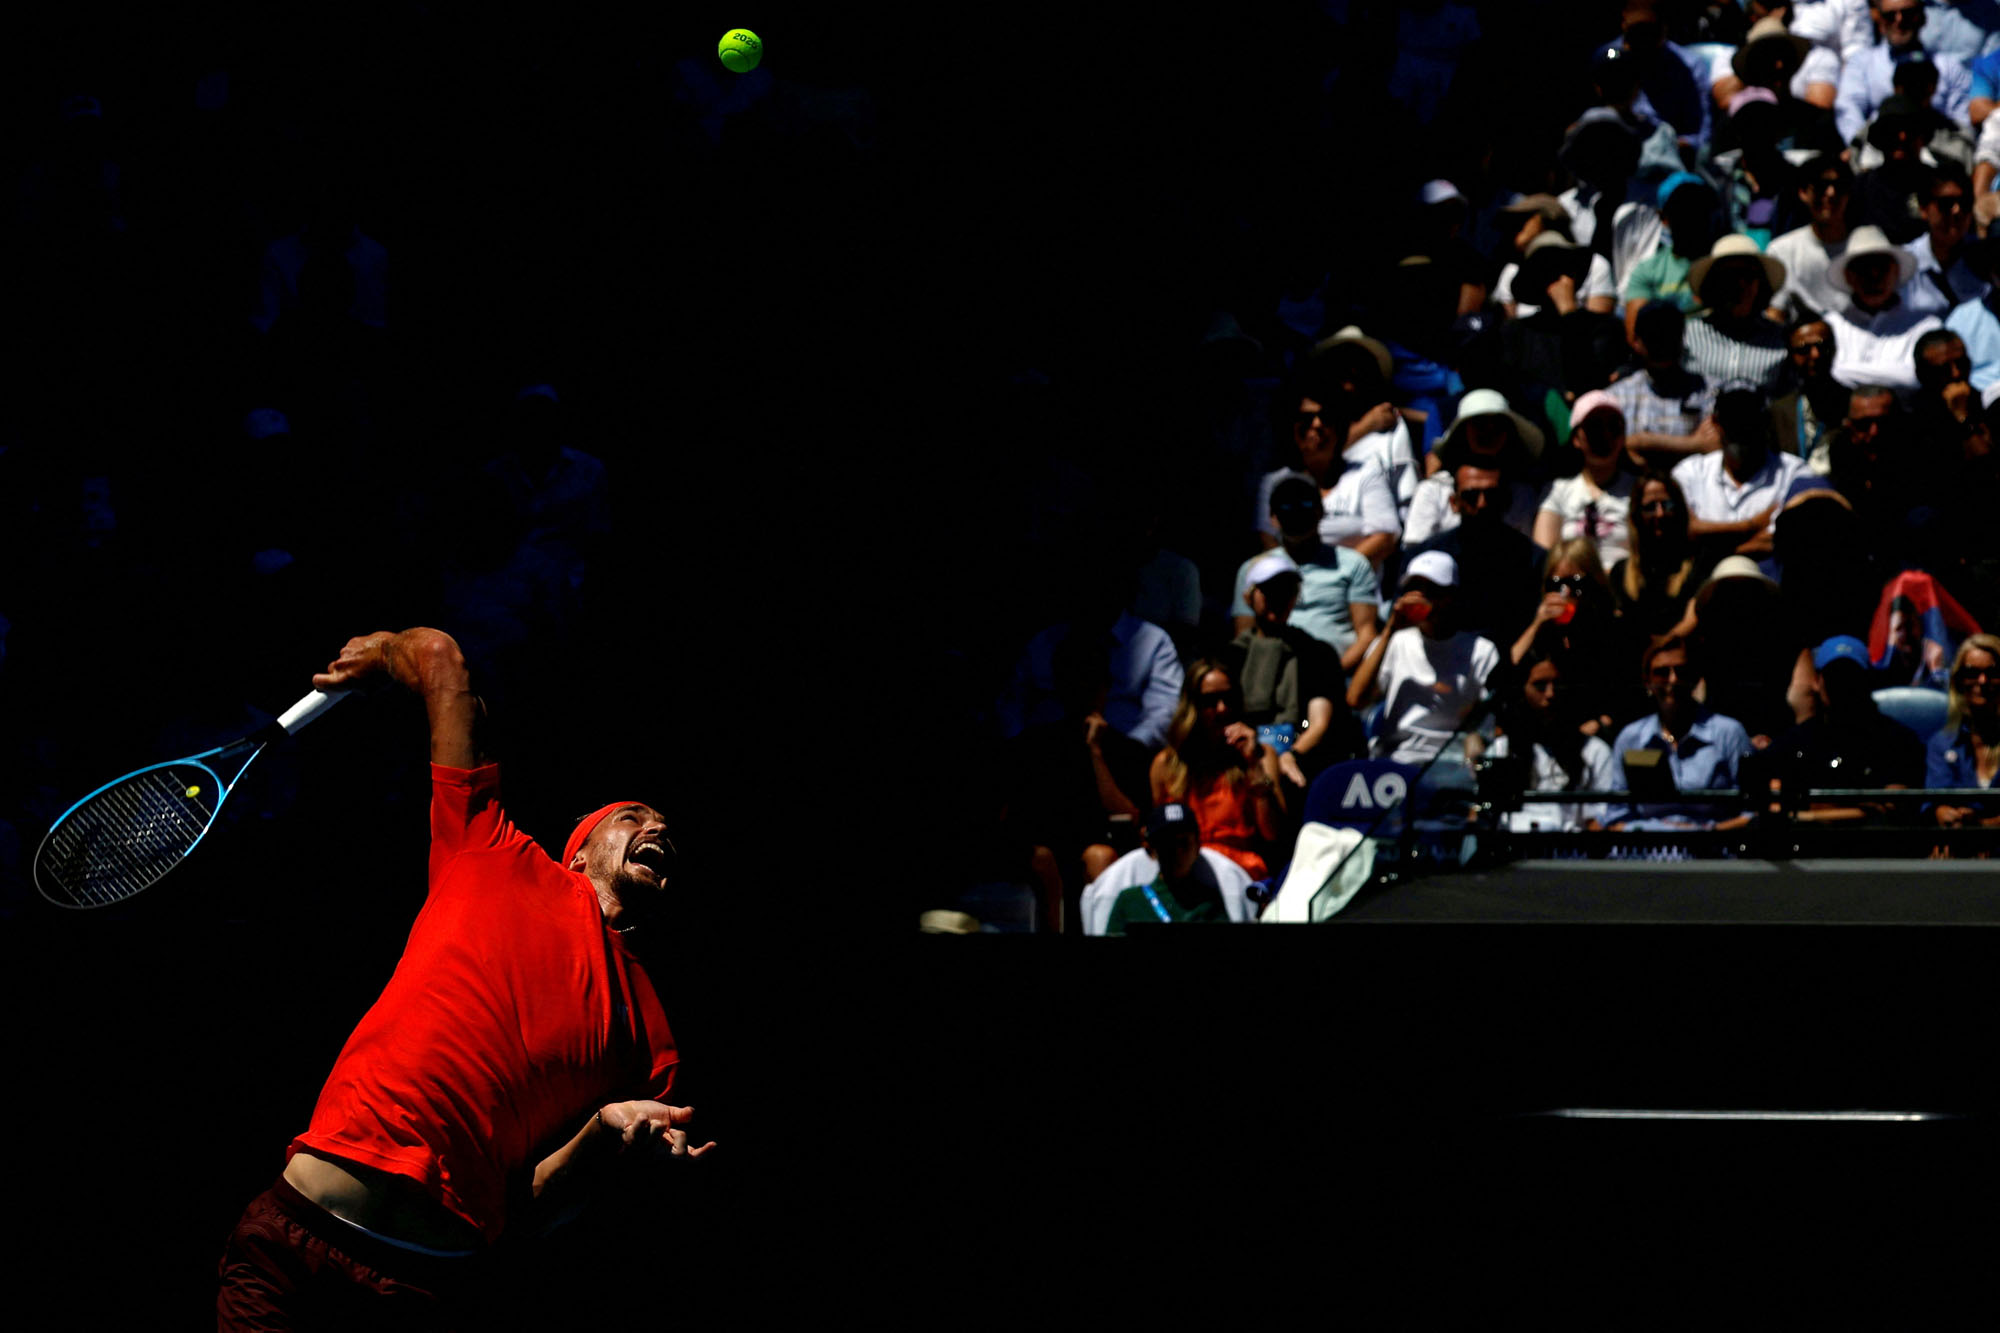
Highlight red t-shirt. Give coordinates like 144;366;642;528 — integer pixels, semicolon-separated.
289;763;679;1243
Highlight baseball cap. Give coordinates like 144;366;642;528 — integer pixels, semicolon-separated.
1421;179;1466;206
1569;389;1623;430
1656;170;1707;210
1145;801;1201;841
1402;550;1459;590
1813;635;1872;671
1245;550;1303;592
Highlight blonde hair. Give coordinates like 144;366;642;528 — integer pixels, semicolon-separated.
1156;659;1249;801
1946;633;2000;731
1544;536;1611;596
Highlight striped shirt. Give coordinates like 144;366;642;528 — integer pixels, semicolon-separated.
1682;315;1791;396
1604;366;1715;441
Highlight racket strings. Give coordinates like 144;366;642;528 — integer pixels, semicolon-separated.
40;766;219;907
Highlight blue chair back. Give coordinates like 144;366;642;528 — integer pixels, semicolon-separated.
1872;687;1949;743
1302;758;1424;831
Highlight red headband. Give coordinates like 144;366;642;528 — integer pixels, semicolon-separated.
562;801;657;870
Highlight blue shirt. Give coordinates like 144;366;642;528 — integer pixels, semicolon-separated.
1231;542;1380;655
1946;295;2000;393
997;613;1186;752
1605;709;1754;828
1595;38;1713;148
1835;41;1975;145
1924;720;2000;814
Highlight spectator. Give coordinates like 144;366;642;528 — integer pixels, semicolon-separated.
1851;95;1958;242
1599;0;1716;152
1558;106;1663;264
1347;551;1503;766
1884;592;1955;686
1826;383;1947;567
1488;231;1630;410
1913;327;1979;434
1148;659;1287;880
1606;301;1725;466
1303;328;1422;524
1405;388;1547;541
1712;90;1815;249
1902;163;1990;313
1770;314;1847;470
1752;633;1928;819
1769;154;1859;321
1220;552;1360;791
1512;537;1648;737
1946;221;2000;388
1256;379;1401;571
997;632;1151;933
1822;225;1947;389
1098;802;1260;934
1609;468;1705;636
1486;644;1620;833
1399;461;1549;650
1620;174;1724;340
1925;631;2000;823
1536;390;1641;568
1232;477;1383;673
1673;384;1811;563
1711;14;1847;146
997;569;1186;753
1834;0;1974;147
1495;195;1619;318
1690;554;1817;742
1683;235;1794;394
1604;635;1757;830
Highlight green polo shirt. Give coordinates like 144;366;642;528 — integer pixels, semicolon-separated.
1623;249;1696;311
1104;876;1227;934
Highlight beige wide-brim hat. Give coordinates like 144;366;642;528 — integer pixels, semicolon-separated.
1438;387;1546;459
1731;15;1812;80
1696;554;1780;600
1688;233;1788;306
1828;224;1919;292
1310;325;1394;382
1516;231;1593;301
919;910;981;934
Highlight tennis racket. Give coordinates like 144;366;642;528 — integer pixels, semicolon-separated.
34;688;353;909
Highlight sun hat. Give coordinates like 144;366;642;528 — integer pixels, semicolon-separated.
1402;550;1460;590
1439;387;1546;459
1311;325;1393;381
1697;553;1780;597
1517;231;1593;300
1499;192;1569;223
919;910;982;934
1688;233;1788;305
1732;15;1812;80
1829;225;1918;291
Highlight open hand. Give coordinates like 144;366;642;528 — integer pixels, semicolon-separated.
597;1101;716;1160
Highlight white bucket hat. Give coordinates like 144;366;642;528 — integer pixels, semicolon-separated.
1439;387;1546;458
1830;225;1918;292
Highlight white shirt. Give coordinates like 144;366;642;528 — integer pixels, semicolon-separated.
1344;419;1421;523
1402;470;1544;546
1704;41;1841;101
1496;252;1618;319
1487;733;1619;832
1768;224;1852;322
1823;297;1946;389
1537;470;1639;569
1256;457;1402;550
1371;627;1501;766
1672;448;1810;536
1080;846;1258;935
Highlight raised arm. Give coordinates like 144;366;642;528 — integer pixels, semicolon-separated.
311;627;489;768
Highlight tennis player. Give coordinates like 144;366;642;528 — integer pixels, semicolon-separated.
216;627;713;1327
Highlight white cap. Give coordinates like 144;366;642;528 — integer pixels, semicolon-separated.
1402;550;1459;590
1421;179;1465;206
1244;550;1302;593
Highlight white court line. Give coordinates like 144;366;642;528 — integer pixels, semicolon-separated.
1530;1109;1956;1122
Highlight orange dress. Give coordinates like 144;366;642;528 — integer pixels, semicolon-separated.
1184;769;1270;880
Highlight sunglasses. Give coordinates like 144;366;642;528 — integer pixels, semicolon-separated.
1640;498;1680;514
1790;339;1830;355
1932;194;1970;214
1649;663;1687;680
1546;573;1590;593
1456;485;1500;505
1956;668;1998;685
1196;690;1240;709
1273;499;1320;515
1882;6;1923;24
1808;179;1850;195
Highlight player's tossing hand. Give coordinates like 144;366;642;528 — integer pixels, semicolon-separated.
597;1101;717;1161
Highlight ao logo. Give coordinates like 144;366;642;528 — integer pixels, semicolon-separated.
1341;771;1408;810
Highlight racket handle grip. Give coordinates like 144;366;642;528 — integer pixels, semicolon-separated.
275;688;353;736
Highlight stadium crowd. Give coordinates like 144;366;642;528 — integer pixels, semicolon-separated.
937;0;2000;935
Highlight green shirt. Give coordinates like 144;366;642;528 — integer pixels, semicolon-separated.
1104;876;1227;935
1623;249;1696;312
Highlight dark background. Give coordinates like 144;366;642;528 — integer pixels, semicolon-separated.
7;1;1999;1320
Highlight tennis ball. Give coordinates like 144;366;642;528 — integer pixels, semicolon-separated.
718;29;762;73
185;785;202;798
